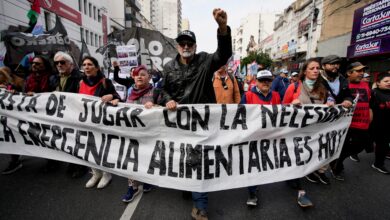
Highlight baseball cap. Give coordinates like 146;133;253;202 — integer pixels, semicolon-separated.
176;30;196;43
321;55;341;65
348;62;367;71
256;70;273;80
291;72;299;77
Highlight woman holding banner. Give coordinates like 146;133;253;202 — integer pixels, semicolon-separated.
113;61;160;203
283;58;334;206
79;56;120;189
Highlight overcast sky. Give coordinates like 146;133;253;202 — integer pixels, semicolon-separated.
181;0;295;52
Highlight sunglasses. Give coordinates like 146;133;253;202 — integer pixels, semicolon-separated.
54;60;67;65
258;79;272;83
178;41;195;48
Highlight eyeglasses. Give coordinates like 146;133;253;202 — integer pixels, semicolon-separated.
178;41;195;48
31;62;43;65
54;60;67;65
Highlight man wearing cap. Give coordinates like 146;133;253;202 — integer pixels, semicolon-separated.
240;70;280;104
290;71;299;83
331;61;373;180
271;69;290;100
320;55;353;108
159;8;232;220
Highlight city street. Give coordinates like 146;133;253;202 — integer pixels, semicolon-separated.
0;152;389;220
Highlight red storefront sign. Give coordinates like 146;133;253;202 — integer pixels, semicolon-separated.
29;0;82;25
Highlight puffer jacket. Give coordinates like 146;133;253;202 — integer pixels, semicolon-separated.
159;27;232;105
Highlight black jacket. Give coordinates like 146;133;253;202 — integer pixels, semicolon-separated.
53;68;82;93
159;27;232;105
321;74;353;104
113;66;134;89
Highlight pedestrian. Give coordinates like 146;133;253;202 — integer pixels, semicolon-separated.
53;51;89;178
331;61;372;180
80;56;120;189
112;62;159;202
290;71;299;83
362;73;370;83
240;70;280;105
283;58;334;206
271;69;290;100
160;8;232;220
213;65;241;104
370;72;390;174
113;61;135;98
24;55;60;172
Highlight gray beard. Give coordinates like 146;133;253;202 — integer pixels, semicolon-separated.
182;51;194;58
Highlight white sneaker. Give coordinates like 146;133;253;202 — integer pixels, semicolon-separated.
97;172;112;189
85;169;102;188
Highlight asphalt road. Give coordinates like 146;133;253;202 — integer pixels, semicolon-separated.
0;152;389;220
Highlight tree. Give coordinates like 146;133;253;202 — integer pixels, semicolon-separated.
241;51;272;71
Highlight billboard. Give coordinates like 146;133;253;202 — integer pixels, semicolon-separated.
347;0;390;58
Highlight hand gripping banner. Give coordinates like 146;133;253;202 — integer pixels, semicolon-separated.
0;90;354;192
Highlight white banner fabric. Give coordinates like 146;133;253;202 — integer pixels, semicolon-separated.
0;90;353;192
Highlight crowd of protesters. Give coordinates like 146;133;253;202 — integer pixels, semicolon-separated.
1;8;390;220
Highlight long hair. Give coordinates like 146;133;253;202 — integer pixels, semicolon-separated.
81;56;103;76
32;55;53;73
299;58;327;100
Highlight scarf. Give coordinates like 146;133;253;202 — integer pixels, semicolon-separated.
128;84;153;101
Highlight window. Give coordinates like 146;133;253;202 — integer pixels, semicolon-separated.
93;6;96;20
95;34;98;47
84;0;87;14
89;3;92;17
78;0;82;12
90;32;94;46
98;9;101;22
80;27;84;41
86;30;89;44
99;36;102;47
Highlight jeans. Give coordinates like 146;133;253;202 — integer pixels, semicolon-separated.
192;192;208;211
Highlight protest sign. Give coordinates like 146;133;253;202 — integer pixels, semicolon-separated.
115;45;138;78
0;90;353;192
96;27;176;71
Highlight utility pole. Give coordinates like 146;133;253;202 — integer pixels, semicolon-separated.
306;0;316;59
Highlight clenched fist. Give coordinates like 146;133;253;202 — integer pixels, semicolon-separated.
213;8;228;34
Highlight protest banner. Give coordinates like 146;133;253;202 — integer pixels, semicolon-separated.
0;90;353;192
115;45;138;78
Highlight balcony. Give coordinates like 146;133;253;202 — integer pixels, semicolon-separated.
125;0;141;11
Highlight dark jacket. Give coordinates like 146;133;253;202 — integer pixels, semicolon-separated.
321;74;353;104
271;75;290;100
53;68;82;93
159;27;232;105
113;66;134;89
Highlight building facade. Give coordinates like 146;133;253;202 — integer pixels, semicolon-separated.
258;0;324;71
0;0;110;62
232;13;276;58
139;0;181;39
